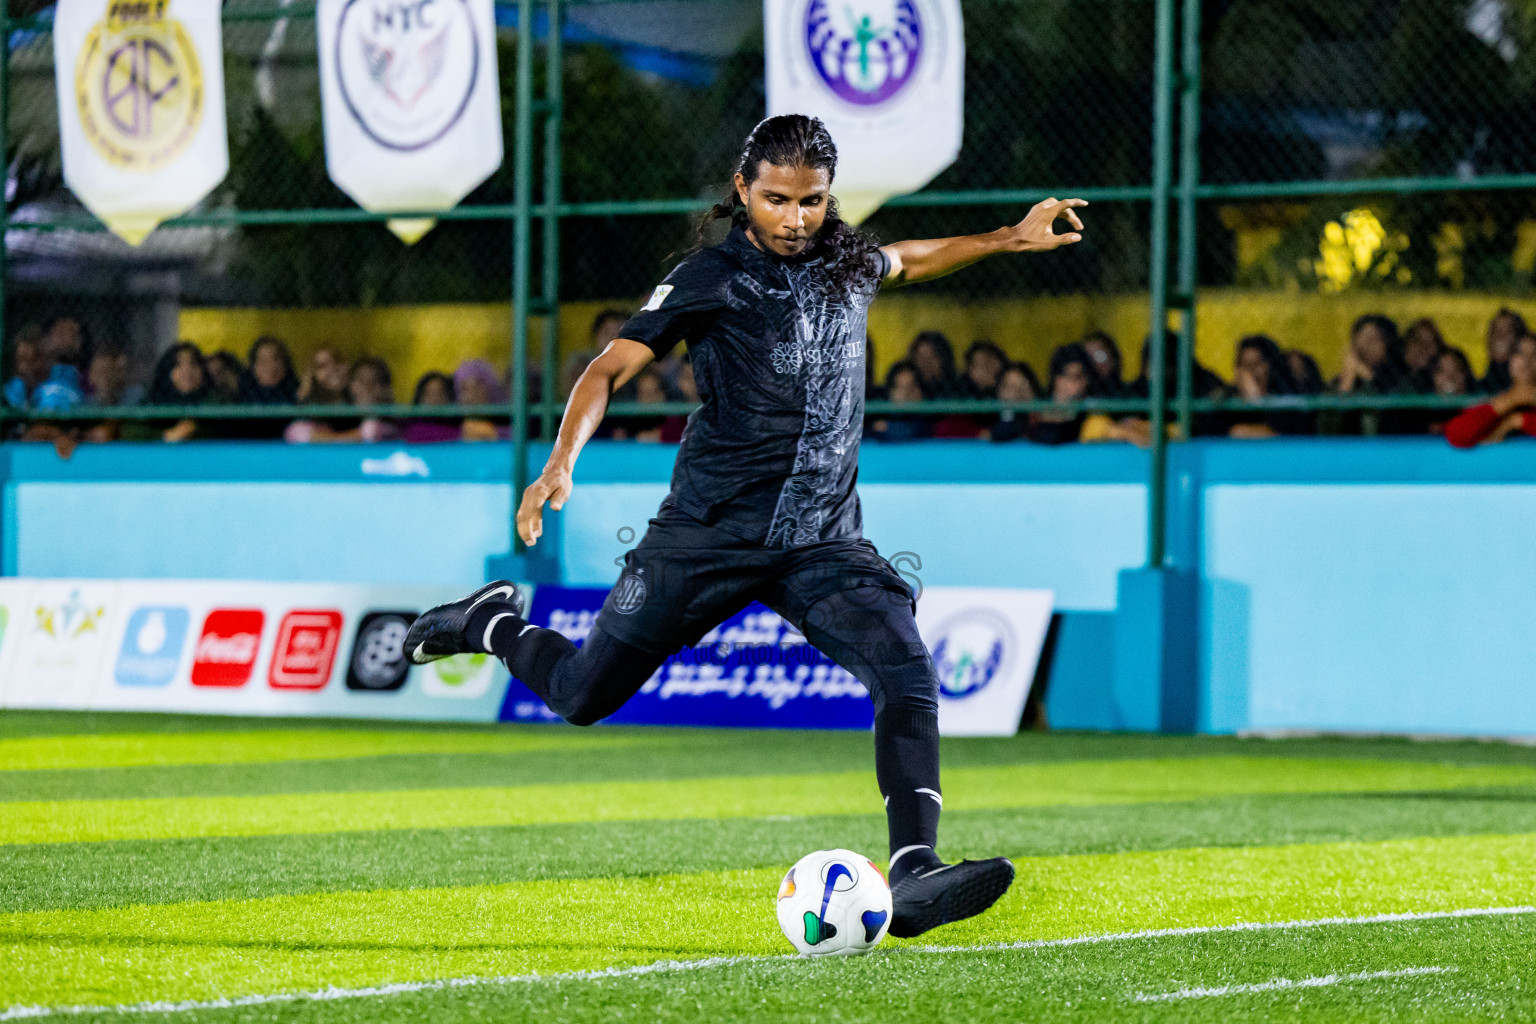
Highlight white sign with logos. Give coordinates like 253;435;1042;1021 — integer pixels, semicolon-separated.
917;587;1054;737
765;0;964;224
53;0;229;245
317;0;505;243
0;579;520;722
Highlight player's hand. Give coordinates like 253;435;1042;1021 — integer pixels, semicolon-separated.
517;467;574;547
1012;198;1087;252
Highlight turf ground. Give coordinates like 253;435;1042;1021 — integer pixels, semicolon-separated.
2;712;1533;1022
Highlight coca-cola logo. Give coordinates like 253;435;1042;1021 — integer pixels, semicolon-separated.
195;632;258;663
270;610;343;690
190;609;265;687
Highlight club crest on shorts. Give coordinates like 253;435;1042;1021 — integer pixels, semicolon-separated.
612;572;647;614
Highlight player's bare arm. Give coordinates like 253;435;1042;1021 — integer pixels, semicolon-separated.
517;337;655;547
880;197;1088;287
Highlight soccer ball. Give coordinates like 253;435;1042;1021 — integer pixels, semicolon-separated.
775;849;892;956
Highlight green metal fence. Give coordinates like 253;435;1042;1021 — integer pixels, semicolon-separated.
4;0;1536;571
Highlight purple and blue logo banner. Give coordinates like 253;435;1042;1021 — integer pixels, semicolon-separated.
499;586;877;730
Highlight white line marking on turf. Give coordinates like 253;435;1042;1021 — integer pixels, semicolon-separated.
3;905;1529;1020
909;903;1536;955
1133;966;1455;1003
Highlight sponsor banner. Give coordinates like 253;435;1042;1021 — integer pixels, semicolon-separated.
915;587;1054;737
53;0;229;245
765;0;964;224
499;586;1052;734
0;580;523;722
4;581;121;709
317;0;504;243
0;579;31;692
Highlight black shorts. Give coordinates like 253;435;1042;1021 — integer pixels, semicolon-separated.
596;503;917;657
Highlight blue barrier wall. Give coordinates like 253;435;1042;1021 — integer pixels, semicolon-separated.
4;438;1533;737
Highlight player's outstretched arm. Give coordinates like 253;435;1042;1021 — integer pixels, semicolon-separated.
880;197;1087;288
518;338;655;547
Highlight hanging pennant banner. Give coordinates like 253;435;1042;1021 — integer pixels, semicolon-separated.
765;0;963;225
53;0;229;246
318;0;504;243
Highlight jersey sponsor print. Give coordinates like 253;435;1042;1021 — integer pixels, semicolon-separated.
269;610;344;690
346;611;417;691
115;606;190;687
191;609;264;687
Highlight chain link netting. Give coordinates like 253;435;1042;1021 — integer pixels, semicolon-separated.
3;0;1535;440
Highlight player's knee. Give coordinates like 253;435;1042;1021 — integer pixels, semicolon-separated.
557;691;619;727
869;657;939;717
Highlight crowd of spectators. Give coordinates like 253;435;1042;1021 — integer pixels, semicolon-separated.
4;307;1535;448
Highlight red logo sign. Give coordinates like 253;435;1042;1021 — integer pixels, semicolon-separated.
269;610;343;690
191;609;265;687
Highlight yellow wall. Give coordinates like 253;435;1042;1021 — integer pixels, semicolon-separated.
179;290;1536;392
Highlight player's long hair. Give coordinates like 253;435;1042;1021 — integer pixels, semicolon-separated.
694;114;883;295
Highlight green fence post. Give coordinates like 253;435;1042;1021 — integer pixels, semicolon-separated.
540;0;563;443
1146;0;1175;570
1175;0;1200;442
509;0;535;557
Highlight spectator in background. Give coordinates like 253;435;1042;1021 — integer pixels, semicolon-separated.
127;342;209;443
591;308;629;350
1081;330;1128;396
1446;333;1536;447
927;339;1006;438
867;360;929;441
205;352;244;405
1030;342;1097;445
1401;318;1447;390
238;335;299;439
5;324;83;411
660;357;699;443
1226;334;1312;438
240;336;300;404
1480;308;1526;393
1407;347;1477;437
987;361;1042;442
84;345;138;408
298;346;350;405
43;316;86;389
455;358;509;441
285;355;398;443
79;344;139;443
907;330;965;398
403;371;462;443
961;341;1007;398
611;366;669;442
1326;314;1409;435
347;356;399;441
1286;349;1324;395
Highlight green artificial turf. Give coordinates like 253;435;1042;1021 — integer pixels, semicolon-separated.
1;711;1533;1023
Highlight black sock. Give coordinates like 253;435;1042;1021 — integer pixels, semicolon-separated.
875;704;943;878
467;602;578;708
465;601;523;655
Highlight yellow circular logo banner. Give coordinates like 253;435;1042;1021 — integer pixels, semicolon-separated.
74;2;203;172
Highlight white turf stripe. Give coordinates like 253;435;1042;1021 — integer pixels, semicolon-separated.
4;905;1530;1020
908;903;1536;955
1134;965;1455;1003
